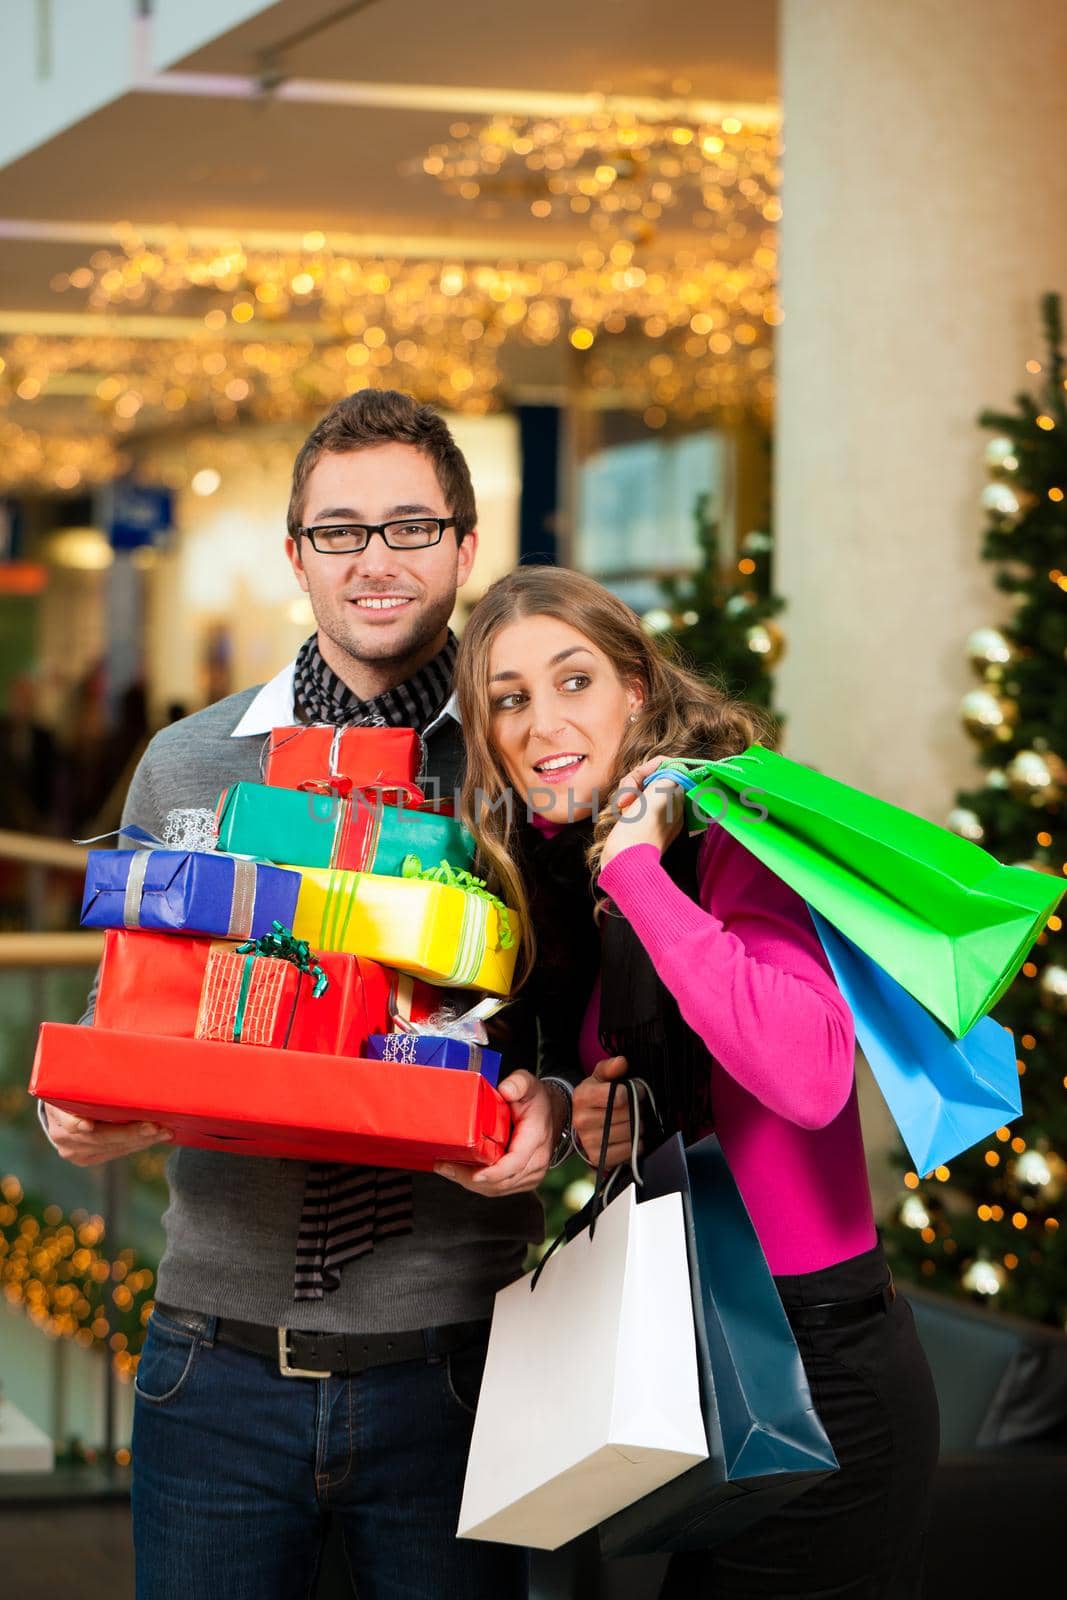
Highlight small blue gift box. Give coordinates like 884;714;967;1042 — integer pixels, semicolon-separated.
366;1032;502;1088
80;849;301;941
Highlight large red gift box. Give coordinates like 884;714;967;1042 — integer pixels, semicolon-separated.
93;928;435;1054
31;1024;510;1169
265;725;423;802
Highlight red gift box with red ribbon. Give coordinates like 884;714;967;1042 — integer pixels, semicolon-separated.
93;928;436;1054
30;1024;510;1168
264;725;424;804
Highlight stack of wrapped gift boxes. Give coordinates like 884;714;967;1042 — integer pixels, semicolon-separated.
30;727;519;1173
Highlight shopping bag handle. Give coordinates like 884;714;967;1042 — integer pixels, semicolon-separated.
530;1076;649;1290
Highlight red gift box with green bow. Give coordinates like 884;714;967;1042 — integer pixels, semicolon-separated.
93;923;435;1054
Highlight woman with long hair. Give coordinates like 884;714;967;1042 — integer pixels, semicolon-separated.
443;564;939;1599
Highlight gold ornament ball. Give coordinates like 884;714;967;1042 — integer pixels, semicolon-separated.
745;620;785;668
947;807;985;843
966;627;1016;678
1013;1146;1065;1202
981;482;1022;521
1006;749;1067;806
898;1193;932;1230
959;689;1019;744
960;1256;1006;1297
1038;964;1067;1014
984;436;1018;472
1041;1151;1067;1204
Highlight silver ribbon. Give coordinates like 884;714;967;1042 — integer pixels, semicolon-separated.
226;858;258;940
122;850;152;928
162;807;220;853
391;994;503;1042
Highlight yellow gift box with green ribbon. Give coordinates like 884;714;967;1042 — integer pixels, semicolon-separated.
286;855;520;996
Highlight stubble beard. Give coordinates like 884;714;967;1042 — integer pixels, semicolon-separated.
317;589;456;674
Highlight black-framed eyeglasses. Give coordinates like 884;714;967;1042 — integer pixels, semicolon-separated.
296;517;458;554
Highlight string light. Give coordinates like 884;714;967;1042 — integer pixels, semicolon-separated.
0;1174;154;1380
0;107;785;481
0;323;501;431
422;106;781;244
47;231;778;355
0;422;127;491
35;207;778;427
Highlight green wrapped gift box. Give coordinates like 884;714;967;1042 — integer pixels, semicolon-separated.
216;782;476;879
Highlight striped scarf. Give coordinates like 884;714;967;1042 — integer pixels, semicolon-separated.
291;630;457;1301
292;630;457;732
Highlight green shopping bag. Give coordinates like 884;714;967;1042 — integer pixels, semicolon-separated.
648;749;1063;1039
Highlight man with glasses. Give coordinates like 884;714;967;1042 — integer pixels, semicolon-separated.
40;390;571;1600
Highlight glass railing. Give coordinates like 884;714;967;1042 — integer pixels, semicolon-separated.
0;835;161;1499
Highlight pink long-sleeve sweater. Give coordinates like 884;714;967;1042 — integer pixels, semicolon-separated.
586;831;877;1276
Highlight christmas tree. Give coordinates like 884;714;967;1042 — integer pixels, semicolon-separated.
656;491;785;714
885;293;1067;1326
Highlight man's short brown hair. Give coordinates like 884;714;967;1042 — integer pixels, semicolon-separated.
287;389;477;541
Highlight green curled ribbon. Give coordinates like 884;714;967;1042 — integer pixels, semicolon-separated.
216;922;328;1044
234;919;329;1014
400;855;515;951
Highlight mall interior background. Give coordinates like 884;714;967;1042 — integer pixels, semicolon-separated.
0;0;1065;1558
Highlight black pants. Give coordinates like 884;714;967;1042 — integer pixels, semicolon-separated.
660;1241;940;1600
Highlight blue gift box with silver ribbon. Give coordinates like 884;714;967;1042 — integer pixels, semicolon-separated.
366;1032;502;1088
80;848;301;942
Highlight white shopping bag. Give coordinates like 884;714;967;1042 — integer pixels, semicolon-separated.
457;1182;708;1550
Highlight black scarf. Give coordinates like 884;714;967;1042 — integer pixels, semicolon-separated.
292;629;457;1302
517;819;714;1147
292;630;457;730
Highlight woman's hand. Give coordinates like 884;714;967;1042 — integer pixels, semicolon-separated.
600;759;686;871
573;1055;643;1170
433;1071;564;1196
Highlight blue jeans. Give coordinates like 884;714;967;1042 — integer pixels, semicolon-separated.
131;1307;529;1600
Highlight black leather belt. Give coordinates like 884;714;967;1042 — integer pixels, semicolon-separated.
786;1279;896;1331
155;1302;489;1380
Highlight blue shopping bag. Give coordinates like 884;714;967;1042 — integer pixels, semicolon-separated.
598;1134;838;1556
810;910;1022;1177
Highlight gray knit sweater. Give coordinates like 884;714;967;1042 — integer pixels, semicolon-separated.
81;682;543;1332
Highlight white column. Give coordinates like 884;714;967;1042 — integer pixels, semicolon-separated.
776;0;1067;819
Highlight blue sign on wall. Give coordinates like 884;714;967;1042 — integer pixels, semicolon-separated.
105;481;174;550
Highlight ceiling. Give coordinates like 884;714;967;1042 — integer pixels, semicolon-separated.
176;0;778;97
0;0;778;304
0;0;779;468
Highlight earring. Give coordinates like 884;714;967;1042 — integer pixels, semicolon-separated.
629;712;639;723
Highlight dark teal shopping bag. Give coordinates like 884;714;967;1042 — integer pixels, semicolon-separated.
598;1134;837;1555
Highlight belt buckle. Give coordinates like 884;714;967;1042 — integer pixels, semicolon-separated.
277;1328;331;1379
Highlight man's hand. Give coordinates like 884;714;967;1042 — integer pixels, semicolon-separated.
42;1104;173;1167
434;1071;564;1197
600;761;686;871
573;1055;641;1170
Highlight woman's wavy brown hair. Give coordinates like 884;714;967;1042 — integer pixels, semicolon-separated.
455;565;776;983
